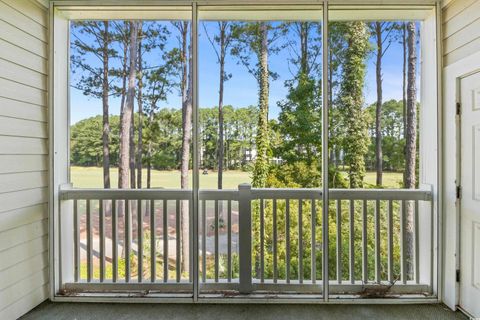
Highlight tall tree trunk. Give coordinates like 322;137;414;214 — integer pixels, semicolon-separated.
119;22;139;191
217;22;226;190
102;21;111;189
405;21;417;277
137;27;144;189
147;161;151;189
252;22;270;188
129;104;136;189
340;22;370;189
146;105;155;189
179;21;192;274
402;23;407;139
118;24;129;190
129;23;139;190
375;22;383;186
300;22;309;76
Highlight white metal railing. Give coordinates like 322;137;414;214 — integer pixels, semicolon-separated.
58;184;433;298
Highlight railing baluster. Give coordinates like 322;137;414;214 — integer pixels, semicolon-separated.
163;200;168;282
227;200;232;282
349;200;354;284
414;200;420;284
375;200;381;283
74;199;79;282
214;199;219;282
176;199;181;283
260;198;265;283
100;200;105;282
150;200;156;282
400;200;406;284
86;200;92;282
125;200;131;282
388;200;394;282
273;199;278;283
298;199;303;283
285;199;290;284
138;200;143;283
311;199;316;284
112;200;118;282
336;199;342;283
362;200;368;283
202;200;206;283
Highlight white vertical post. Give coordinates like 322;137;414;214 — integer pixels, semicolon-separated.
59;184;74;288
100;200;105;282
311;199;316;284
298;200;303;283
336;200;342;283
150;200;156;282
86;200;92;282
192;1;199;301
138;200;143;283
214;200;219;282
349;200;354;284
227;200;232;282
176;199;181;283
125;200;131;282
73;199;79;282
238;183;252;294
273;199;278;283
286;199;291;283
387;200;394;282
112;200;118;282
321;1;329;301
400;200;407;284
362;200;368;282
375;200;381;283
51;13;70;298
163;200;168;282
260;199;265;282
202;200;206;283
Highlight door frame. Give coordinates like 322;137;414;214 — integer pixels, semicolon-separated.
442;45;480;309
456;69;480;315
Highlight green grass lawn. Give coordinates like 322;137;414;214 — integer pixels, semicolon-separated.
71;166;251;189
357;171;404;188
71;166;404;189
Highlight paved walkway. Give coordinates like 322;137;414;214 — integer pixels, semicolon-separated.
80;233;239;264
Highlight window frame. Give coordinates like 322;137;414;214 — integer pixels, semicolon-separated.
49;0;442;302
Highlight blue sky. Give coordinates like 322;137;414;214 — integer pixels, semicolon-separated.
70;21;416;124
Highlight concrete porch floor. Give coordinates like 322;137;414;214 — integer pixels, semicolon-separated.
21;302;467;320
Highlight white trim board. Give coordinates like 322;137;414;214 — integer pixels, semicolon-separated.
442;47;480;311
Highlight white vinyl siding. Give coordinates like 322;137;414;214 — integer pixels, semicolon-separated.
442;0;480;66
0;0;49;319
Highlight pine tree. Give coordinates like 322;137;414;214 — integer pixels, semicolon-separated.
71;21;114;189
405;21;418;276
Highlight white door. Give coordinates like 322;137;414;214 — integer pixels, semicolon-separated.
460;71;480;318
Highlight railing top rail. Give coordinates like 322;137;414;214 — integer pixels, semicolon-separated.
199;189;239;200
329;188;433;201
59;185;432;202
59;186;192;200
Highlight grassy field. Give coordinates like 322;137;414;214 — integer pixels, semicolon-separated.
71;166;404;189
70;166;251;189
